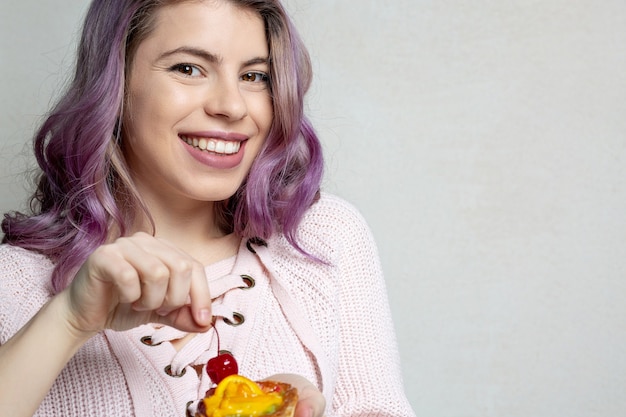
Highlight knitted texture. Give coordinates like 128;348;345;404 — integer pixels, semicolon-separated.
0;193;415;416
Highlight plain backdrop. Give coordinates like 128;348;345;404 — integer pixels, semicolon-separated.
2;1;626;416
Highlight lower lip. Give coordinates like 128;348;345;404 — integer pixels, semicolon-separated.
182;138;247;170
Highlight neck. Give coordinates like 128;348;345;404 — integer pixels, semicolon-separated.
131;198;239;265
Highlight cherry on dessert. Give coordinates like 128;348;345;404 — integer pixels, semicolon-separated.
206;324;239;385
206;351;239;385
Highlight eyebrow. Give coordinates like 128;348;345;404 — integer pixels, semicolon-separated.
158;46;269;67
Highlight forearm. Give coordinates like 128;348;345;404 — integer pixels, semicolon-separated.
0;290;93;417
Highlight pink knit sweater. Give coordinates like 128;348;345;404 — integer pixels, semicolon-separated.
0;194;415;416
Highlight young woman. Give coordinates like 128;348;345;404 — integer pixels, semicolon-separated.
0;0;416;416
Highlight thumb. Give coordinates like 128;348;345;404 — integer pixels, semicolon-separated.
295;383;326;417
263;374;326;417
189;261;213;327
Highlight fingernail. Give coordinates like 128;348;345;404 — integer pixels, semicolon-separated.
197;308;211;323
132;301;146;311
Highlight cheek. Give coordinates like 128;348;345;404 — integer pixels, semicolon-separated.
124;84;157;136
244;87;273;123
256;95;274;134
124;91;188;149
126;73;189;127
128;88;168;124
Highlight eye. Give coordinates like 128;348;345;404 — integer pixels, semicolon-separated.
240;71;269;84
170;63;202;77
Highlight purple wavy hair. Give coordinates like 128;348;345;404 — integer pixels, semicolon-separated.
2;0;323;293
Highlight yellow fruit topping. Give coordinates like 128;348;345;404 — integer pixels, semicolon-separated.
201;375;284;417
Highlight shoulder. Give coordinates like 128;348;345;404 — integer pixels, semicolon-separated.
269;192;378;264
303;192;369;226
305;192;362;219
0;242;54;266
0;244;54;342
0;244;54;283
304;192;377;255
300;192;375;246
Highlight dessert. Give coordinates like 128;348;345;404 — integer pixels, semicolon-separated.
195;374;298;417
193;326;298;417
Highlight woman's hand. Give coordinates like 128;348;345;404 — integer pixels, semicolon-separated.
0;232;213;416
64;232;213;337
262;374;326;417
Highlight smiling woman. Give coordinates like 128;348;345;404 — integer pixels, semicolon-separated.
123;2;273;209
0;1;415;416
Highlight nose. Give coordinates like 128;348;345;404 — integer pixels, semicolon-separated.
204;78;248;121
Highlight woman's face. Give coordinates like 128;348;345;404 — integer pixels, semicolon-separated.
123;0;272;208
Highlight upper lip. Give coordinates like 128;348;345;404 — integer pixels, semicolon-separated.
179;131;249;141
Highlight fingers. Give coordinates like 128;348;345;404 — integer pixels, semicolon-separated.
80;232;212;332
262;374;326;417
142;236;212;328
128;238;193;313
155;246;213;330
295;383;326;417
187;262;213;327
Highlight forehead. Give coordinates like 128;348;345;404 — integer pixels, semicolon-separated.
139;0;268;57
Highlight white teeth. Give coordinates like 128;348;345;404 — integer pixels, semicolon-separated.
181;135;241;155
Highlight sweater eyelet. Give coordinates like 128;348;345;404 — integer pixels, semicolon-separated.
223;312;245;326
239;274;255;289
140;336;163;346
164;364;186;378
246;237;267;253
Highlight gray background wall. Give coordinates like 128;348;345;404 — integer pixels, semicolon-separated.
2;1;626;416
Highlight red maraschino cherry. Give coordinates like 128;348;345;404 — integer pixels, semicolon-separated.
206;324;239;384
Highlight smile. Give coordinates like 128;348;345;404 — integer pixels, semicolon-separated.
180;135;242;155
